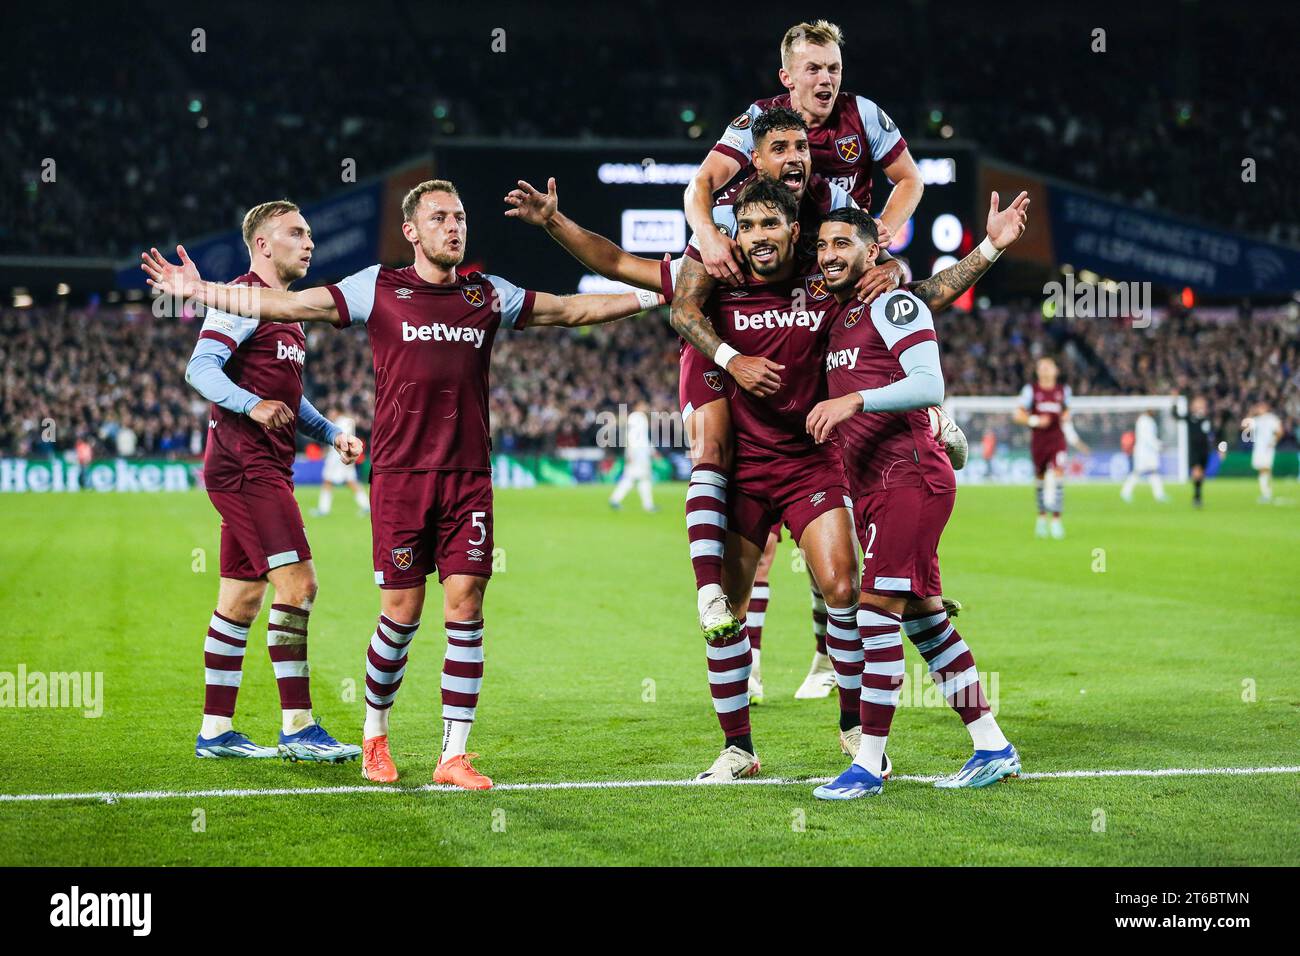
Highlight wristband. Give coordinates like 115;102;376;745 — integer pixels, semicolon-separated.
714;343;740;369
978;235;1003;262
1027;414;1042;428
634;288;660;311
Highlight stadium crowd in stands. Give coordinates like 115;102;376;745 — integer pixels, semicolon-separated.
2;302;1296;461
4;3;1297;256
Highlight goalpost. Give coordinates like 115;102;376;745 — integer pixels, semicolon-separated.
944;394;1189;484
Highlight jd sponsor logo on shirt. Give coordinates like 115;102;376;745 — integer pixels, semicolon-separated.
732;309;825;332
883;294;919;326
401;321;486;348
276;340;306;364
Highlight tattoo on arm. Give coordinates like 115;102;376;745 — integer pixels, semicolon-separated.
668;257;722;358
910;248;991;312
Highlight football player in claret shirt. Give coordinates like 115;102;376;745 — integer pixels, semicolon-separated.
145;180;660;790
802;199;1029;799
504;108;901;672
1014;357;1089;538
181;200;363;763
685;19;923;291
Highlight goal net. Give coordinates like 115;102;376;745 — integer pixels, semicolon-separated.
944;394;1189;484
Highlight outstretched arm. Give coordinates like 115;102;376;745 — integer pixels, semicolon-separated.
141;245;339;323
505;178;664;293
527;289;662;328
668;256;783;397
909;190;1030;312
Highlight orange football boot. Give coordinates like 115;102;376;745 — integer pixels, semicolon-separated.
433;752;493;790
361;735;399;782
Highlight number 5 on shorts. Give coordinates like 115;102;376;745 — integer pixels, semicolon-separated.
469;511;487;546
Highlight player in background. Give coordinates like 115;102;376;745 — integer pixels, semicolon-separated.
182;200;362;763
1014;358;1089;539
145;180;660;790
803;201;1027;799
314;408;370;516
685;20;923;291
1120;409;1169;503
1179;396;1215;508
609;401;657;512
1242;401;1283;503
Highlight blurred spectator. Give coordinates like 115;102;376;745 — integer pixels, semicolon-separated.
1;302;1294;459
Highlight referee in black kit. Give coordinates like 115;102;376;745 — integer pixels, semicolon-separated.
1180;396;1217;508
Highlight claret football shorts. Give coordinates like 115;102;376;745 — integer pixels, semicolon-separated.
370;470;494;587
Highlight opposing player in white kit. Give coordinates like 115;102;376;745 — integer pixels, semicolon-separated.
1243;402;1283;503
1121;410;1169;503
609;402;658;512
315;409;371;516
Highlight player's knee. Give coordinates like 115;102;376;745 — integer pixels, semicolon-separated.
274;568;318;609
820;575;857;608
219;593;263;626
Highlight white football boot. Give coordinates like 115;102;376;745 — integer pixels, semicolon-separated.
698;590;742;643
794;651;837;699
932;406;969;471
693;745;761;783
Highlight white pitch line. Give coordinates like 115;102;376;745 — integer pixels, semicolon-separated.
0;765;1297;805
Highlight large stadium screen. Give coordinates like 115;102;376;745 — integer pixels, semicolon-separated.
433;142;974;292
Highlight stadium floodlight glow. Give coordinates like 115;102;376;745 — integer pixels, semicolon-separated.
932;214;963;253
621;209;686;252
931;255;958;275
56;282;70;296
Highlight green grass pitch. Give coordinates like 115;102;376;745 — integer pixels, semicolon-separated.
0;480;1296;866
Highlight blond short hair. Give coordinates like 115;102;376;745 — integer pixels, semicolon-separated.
781;20;845;68
402;179;460;222
241;200;300;255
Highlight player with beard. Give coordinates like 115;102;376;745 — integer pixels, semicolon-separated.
665;178;864;779
144;180;661;789
504;108;902;671
686;20;923;292
182;200;363;763
803;198;1028;798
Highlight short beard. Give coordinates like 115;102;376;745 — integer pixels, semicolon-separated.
746;247;783;276
278;262;308;284
428;247;464;269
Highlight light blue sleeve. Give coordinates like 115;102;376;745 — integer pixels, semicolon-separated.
857;292;944;412
857;340;945;412
712;103;762;163
296;396;341;445
855;95;905;163
829;181;858;211
185;337;262;414
484;273;534;329
331;264;381;325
